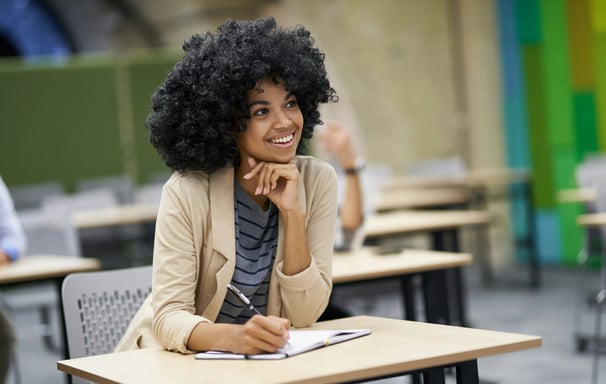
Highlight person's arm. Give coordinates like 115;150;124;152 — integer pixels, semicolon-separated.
320;119;364;231
0;177;26;265
244;157;337;326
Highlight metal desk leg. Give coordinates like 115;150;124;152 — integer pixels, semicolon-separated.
456;360;479;384
422;270;450;324
430;230;469;326
423;366;446;384
401;275;417;321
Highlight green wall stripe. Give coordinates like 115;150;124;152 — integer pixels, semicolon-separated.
573;92;599;158
595;33;606;151
567;0;594;90
540;0;574;148
553;151;584;264
515;0;542;43
523;45;555;208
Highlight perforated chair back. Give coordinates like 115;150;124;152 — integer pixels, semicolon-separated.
61;265;152;359
17;209;81;257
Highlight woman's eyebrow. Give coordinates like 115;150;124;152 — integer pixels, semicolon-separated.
248;100;269;108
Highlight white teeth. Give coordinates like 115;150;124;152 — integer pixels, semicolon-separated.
271;134;293;144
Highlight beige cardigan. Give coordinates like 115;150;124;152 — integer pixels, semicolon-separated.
115;156;338;353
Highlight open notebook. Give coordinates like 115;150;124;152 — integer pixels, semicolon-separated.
195;328;371;360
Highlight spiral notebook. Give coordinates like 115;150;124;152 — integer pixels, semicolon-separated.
195;328;371;360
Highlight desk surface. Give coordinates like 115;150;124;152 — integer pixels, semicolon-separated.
0;255;101;285
332;247;472;284
71;203;158;229
558;188;597;204
577;212;606;227
364;209;491;239
372;187;470;212
381;168;530;191
57;315;541;384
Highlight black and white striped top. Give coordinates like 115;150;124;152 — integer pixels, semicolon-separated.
216;180;279;324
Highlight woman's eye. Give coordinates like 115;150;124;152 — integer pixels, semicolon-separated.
285;100;298;108
253;108;269;116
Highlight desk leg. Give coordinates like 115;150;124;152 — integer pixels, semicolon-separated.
430;230;469;326
422;366;446;384
456;360;479;384
422;270;450;324
401;276;417;321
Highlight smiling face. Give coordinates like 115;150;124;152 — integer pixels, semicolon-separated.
235;76;303;171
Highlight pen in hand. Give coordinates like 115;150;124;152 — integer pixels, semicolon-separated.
227;283;262;315
226;283;291;348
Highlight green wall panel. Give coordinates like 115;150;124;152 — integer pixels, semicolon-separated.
540;0;574;147
0;58;123;191
523;45;555;208
567;0;594;90
595;33;606;151
515;0;542;43
573;92;598;158
126;52;181;184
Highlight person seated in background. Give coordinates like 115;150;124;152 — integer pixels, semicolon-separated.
0;176;26;265
315;119;365;251
0;175;26;382
315;119;366;321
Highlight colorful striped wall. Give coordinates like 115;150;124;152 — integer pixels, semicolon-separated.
496;0;606;265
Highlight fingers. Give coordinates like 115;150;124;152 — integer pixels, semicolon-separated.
242;315;290;354
243;161;298;196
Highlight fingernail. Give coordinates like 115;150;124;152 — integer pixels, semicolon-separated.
255;186;261;195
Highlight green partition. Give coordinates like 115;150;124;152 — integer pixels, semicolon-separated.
0;57;122;191
125;51;181;184
0;51;185;191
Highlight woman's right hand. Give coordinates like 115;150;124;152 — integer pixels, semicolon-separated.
233;315;291;355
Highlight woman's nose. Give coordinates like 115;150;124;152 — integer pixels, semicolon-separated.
273;110;291;128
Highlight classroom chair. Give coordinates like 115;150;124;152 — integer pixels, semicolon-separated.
61;265;152;383
8;181;65;211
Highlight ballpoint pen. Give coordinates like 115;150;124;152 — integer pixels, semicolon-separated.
227;283;262;315
227;283;291;347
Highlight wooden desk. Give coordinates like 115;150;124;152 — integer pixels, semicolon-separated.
57;315;541;384
0;255;100;285
71;203;158;229
364;210;491;240
381;168;530;191
364;210;491;326
0;255;101;361
381;169;539;288
558;188;597;204
372;187;470;213
332;247;472;324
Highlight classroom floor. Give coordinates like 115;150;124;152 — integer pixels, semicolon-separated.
4;261;606;384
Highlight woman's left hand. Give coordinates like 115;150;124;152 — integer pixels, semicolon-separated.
243;157;302;212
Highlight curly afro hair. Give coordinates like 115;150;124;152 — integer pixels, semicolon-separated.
146;17;338;173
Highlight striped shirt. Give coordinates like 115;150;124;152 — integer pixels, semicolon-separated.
216;180;279;324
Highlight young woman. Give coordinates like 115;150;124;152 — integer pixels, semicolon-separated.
115;17;339;355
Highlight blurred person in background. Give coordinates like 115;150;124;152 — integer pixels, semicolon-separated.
315;119;366;321
0;175;26;382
